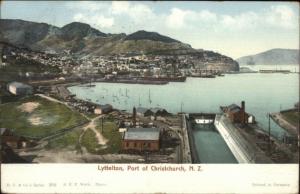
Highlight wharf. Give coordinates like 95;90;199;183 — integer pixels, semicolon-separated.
97;78;169;85
184;113;203;163
214;114;272;163
259;69;291;73
180;114;192;163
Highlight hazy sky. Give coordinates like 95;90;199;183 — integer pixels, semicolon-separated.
1;1;299;59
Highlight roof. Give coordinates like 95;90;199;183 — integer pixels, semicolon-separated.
136;107;153;114
150;108;167;113
230;108;241;113
227;104;240;111
124;128;160;141
98;104;112;110
8;82;32;89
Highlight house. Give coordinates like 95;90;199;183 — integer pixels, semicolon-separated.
136;107;154;117
7;82;33;96
222;101;255;124
0;128;29;149
122;128;160;152
94;104;113;115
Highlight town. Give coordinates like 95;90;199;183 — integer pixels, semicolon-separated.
0;43;298;164
0;42;238;84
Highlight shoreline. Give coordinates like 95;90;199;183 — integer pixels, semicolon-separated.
270;112;298;137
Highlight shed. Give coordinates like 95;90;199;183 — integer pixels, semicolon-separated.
94;104;113;115
7;82;33;96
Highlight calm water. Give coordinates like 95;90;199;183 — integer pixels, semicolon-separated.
69;66;298;162
69;71;298;137
192;123;238;163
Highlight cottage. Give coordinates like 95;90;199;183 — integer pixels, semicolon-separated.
122;128;160;152
94;104;113;115
7;82;33;96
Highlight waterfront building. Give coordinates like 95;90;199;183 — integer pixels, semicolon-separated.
222;101;255;124
7;82;33;96
94;104;113;115
122;128;160;151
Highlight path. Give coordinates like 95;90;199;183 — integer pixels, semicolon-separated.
79;116;108;147
36;93;89;119
270;112;298;137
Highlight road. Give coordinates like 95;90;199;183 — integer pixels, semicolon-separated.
270;112;298;137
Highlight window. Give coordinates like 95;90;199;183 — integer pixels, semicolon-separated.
134;142;137;147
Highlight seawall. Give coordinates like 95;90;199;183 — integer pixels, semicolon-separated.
214;114;255;163
184;114;199;163
181;114;192;163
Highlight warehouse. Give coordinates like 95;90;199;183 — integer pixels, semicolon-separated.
7;82;33;96
122;128;160;152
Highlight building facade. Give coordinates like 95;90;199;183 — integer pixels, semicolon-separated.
223;101;255;124
122;128;160;152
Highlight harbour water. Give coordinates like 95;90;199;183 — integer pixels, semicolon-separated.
192;123;238;163
69;65;298;163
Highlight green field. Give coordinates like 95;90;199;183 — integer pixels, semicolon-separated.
81;119;122;154
0;96;88;138
46;127;82;151
282;110;300;127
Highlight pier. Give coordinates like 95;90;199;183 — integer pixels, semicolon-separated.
214;114;273;163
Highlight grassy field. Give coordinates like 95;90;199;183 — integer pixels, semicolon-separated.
0;96;88;138
282;110;299;127
81;119;122;154
81;129;103;153
45;127;82;151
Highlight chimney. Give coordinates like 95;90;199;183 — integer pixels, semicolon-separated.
241;101;245;112
241;101;246;125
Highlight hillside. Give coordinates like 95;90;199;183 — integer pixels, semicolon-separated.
236;49;299;65
0;19;239;71
0;19;193;55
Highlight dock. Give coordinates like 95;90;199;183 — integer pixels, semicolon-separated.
214;114;273;163
180;113;192;163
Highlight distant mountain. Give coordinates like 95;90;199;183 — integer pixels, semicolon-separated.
236;49;299;65
0;19;239;71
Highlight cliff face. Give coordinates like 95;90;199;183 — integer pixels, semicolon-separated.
236;49;299;65
0;19;239;71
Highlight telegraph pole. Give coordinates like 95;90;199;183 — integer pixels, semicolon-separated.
268;113;271;155
101;116;104;133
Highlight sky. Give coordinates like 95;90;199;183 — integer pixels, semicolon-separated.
1;1;299;59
